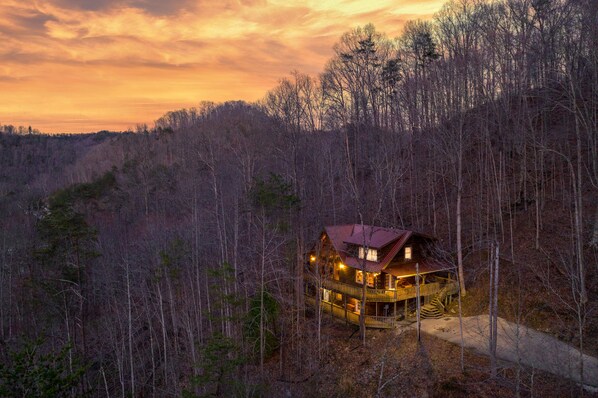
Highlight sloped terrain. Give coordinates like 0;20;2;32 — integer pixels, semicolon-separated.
418;316;598;388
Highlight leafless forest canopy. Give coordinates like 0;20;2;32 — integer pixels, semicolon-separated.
0;0;597;396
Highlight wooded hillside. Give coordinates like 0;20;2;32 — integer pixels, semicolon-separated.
0;0;596;396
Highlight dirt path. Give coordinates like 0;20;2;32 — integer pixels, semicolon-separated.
413;315;598;387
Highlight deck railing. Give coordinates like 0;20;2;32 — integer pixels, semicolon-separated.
319;278;458;302
305;296;399;329
306;278;459;329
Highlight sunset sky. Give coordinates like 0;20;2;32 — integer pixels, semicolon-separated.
0;0;443;133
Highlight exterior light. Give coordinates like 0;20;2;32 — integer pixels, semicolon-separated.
309;255;316;262
338;263;345;269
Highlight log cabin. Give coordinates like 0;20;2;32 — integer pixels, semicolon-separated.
305;224;458;328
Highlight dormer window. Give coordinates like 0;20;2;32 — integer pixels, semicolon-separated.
358;246;378;262
405;246;412;260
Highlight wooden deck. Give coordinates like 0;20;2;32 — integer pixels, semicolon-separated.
306;279;459;329
320;278;458;302
305;296;399;329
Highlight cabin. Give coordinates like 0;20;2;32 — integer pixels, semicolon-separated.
305;224;458;328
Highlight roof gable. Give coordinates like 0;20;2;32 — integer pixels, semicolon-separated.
323;224;426;272
342;224;404;249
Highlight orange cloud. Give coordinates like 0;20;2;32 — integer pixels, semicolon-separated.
0;0;444;133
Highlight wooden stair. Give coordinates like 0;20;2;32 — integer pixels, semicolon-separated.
420;285;449;319
420;301;443;319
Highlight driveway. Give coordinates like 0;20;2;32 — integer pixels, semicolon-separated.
414;315;598;388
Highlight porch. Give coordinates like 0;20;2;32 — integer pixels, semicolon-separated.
305;296;401;329
319;276;458;303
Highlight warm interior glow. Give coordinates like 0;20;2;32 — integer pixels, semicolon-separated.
366;272;375;287
358;246;378;262
386;274;395;290
353;298;361;314
356;270;364;284
405;246;412;260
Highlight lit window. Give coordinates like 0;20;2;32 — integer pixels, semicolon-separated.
366;273;375;287
385;274;395;290
354;299;361;314
405;246;412;260
322;288;331;302
358;246;378;261
356;270;364;284
356;270;375;287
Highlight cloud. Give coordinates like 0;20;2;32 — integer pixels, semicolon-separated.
50;0;196;15
0;8;56;35
0;0;444;133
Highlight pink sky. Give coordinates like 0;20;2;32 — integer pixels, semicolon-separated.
0;0;444;133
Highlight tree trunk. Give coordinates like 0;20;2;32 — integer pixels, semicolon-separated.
457;139;466;296
489;242;499;377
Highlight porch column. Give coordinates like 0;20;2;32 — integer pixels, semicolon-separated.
344;295;347;323
393;280;397;318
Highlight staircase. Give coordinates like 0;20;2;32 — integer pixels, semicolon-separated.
420;284;451;319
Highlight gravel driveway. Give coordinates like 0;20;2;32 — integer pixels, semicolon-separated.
414;315;598;388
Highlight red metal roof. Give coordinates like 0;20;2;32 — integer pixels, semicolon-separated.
379;230;412;269
342;224;406;249
384;258;454;278
322;224;437;272
344;256;384;272
323;224;354;261
319;224;454;279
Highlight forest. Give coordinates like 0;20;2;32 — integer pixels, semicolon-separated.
0;0;597;396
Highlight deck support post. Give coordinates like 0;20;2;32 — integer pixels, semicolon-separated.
344;295;347;323
394;286;397;320
330;299;333;320
416;262;421;342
